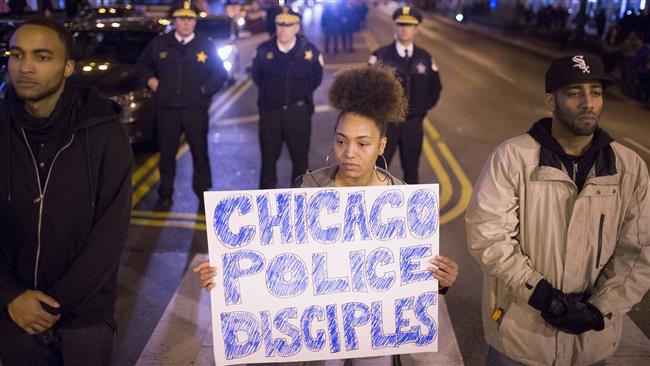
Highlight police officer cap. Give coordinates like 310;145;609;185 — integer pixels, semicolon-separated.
545;54;613;92
171;0;199;18
393;6;422;25
275;6;301;25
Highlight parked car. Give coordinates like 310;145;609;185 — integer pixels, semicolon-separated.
69;18;165;144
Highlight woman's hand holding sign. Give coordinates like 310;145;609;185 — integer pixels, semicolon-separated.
429;255;459;288
194;260;217;292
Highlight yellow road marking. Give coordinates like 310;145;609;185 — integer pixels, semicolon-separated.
438;141;472;224
423;118;441;140
131;144;189;208
130;217;206;231
132;154;159;188
131;210;205;222
423;119;472;224
422;137;452;209
423;117;451;208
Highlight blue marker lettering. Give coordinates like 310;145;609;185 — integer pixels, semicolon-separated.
342;302;371;351
313;253;350;295
370;190;406;240
222;251;265;305
266;254;308;298
214;195;255;248
407;190;438;239
308;190;341;244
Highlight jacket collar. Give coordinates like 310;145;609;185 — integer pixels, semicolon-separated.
528;118;617;177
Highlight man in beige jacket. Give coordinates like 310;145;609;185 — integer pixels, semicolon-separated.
466;54;650;366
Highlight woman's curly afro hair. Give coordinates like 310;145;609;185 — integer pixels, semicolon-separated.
328;64;407;135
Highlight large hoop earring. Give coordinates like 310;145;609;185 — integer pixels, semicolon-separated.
324;149;334;166
376;154;388;182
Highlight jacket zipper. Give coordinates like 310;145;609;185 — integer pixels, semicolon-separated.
596;214;605;268
572;161;578;183
20;128;75;288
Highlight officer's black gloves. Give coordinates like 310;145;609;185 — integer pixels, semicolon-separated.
528;279;605;335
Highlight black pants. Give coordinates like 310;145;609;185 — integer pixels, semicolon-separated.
383;116;423;184
340;29;354;51
156;107;211;199
0;320;115;366
637;71;650;102
258;104;311;189
324;30;339;54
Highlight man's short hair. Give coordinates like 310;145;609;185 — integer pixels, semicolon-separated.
17;18;74;61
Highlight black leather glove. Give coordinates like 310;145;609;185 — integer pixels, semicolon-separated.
528;279;590;316
528;279;572;316
542;301;605;335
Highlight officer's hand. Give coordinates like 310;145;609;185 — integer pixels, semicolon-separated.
147;77;159;92
542;301;605;335
7;290;61;335
193;260;217;292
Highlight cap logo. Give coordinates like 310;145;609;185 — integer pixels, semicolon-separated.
572;55;590;74
402;6;410;15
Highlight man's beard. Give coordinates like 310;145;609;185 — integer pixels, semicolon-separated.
16;78;64;103
556;106;600;136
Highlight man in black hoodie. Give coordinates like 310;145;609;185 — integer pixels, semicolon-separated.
0;18;132;365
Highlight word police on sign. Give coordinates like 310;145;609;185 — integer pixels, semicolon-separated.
204;185;440;365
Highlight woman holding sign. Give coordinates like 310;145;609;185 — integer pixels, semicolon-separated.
195;65;459;366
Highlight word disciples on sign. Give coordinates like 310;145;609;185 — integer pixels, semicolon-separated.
205;185;440;365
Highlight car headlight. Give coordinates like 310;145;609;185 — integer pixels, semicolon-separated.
110;88;151;122
217;45;233;60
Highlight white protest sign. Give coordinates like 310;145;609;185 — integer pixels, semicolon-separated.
204;184;440;365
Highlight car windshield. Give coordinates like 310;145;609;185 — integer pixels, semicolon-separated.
73;30;156;63
196;18;233;40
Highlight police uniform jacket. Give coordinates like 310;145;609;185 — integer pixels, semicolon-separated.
137;32;228;109
371;42;441;119
252;35;323;112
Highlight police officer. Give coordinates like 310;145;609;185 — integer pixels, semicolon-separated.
137;0;227;210
252;7;323;189
369;6;442;184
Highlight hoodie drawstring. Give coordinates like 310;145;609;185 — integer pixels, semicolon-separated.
84;130;95;208
5;126;11;202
